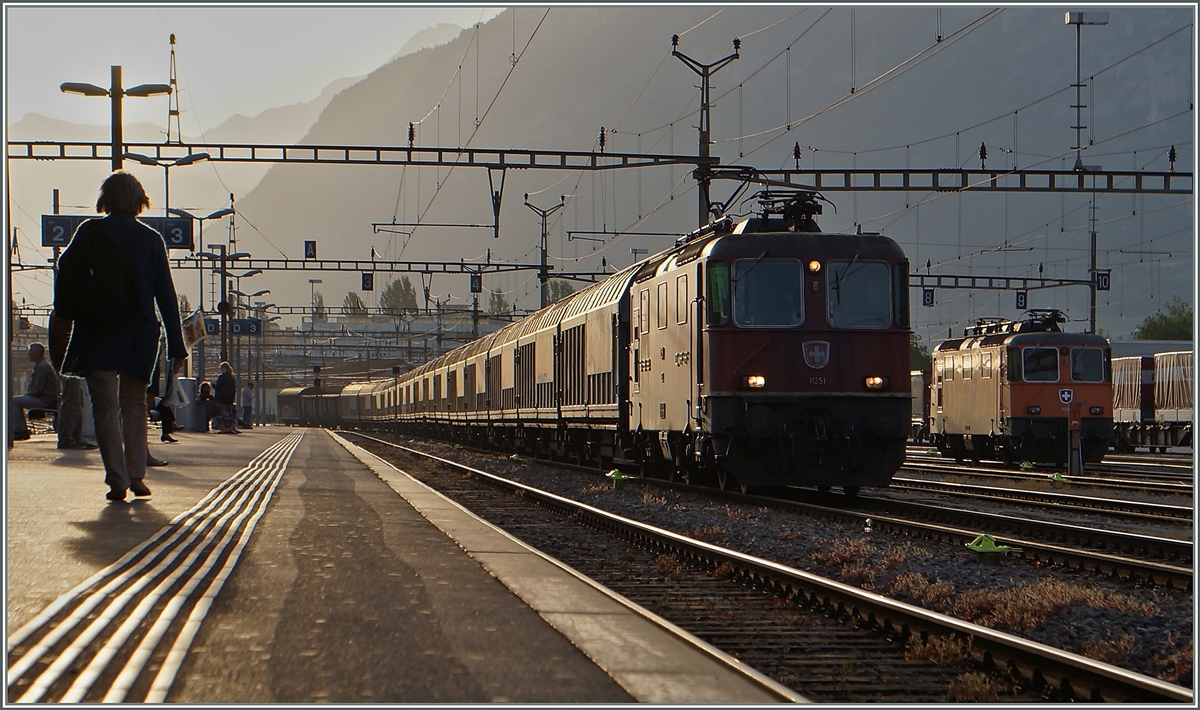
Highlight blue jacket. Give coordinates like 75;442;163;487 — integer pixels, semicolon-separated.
61;213;186;383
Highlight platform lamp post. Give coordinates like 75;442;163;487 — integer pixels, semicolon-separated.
224;270;262;383
210;245;251;362
170;207;234;382
253;301;277;426
60;66;171;172
124;152;209;214
234;288;270;379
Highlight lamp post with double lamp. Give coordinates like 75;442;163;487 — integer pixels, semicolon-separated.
170;208;234;381
224;270;262;383
124;152;210;214
61;66;172;172
208;245;252;362
233;287;271;381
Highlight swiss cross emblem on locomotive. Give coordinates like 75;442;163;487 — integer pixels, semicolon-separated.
803;341;830;370
1059;389;1074;404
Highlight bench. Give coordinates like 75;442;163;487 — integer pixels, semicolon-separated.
26;407;58;434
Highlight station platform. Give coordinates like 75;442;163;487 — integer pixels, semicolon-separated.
5;426;795;703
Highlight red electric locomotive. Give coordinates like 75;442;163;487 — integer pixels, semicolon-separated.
641;192;912;493
307;192;912;494
929;310;1112;465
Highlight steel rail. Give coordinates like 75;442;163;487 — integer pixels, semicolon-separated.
900;460;1192;495
889;476;1193;522
344;431;1192;703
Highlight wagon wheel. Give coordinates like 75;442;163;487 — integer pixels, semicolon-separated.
816;485;832;494
842;486;860;499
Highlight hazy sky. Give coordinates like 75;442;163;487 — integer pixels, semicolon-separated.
5;5;503;131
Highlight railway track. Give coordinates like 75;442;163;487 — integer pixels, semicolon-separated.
907;448;1194;484
901;458;1193;496
394;434;1193;586
886;475;1193;524
344;431;1193;703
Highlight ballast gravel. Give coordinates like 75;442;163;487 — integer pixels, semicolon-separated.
396;438;1193;688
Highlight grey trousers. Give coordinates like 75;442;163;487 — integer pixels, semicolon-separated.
57;377;86;447
85;370;148;492
9;394;54;437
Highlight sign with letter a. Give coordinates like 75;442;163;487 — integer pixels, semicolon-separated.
304;240;317;260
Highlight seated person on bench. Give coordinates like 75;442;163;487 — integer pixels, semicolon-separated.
10;342;60;444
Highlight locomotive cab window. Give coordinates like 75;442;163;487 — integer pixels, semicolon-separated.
981;351;992;379
708;262;730;326
827;260;891;328
1022;347;1059;382
732;258;802;327
1071;347;1105;383
963;353;973;380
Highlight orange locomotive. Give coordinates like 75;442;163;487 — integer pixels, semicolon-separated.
929;310;1112;465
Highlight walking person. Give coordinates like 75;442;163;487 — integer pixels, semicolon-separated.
8;342;61;446
55;171;188;502
214;362;239;433
239;381;254;428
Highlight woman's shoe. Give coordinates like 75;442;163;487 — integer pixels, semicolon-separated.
146;458;169;467
161;435;178;443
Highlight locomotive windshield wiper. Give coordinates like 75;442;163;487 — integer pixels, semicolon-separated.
732;251;769;283
832;251;860;302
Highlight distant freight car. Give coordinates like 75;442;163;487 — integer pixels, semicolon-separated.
1111;350;1193;452
930;310;1112;465
292;191;913;495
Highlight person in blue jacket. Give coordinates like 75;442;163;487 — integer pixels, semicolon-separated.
58;172;188;502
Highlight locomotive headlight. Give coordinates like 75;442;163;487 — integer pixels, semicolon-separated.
745;375;766;388
1026;405;1041;415
808;260;822;272
1090;406;1104;415
864;376;889;390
